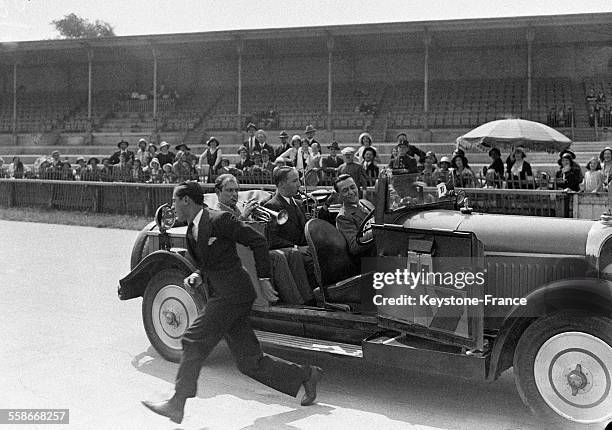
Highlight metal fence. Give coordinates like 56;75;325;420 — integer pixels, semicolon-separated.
0;178;576;218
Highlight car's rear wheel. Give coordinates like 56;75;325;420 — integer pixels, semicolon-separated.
513;311;612;426
142;269;205;362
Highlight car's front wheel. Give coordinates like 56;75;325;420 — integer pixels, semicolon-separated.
513;311;612;426
142;269;205;362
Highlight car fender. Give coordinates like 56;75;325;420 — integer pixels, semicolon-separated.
487;278;612;380
130;221;157;270
118;250;198;300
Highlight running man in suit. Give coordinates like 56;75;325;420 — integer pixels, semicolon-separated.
142;181;322;424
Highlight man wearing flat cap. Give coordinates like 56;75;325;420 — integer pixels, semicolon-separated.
321;141;343;169
110;140;135;165
275;130;291;160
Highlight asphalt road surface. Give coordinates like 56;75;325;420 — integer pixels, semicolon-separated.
0;220;606;430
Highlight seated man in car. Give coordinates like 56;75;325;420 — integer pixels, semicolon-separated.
334;174;376;259
213;173;315;305
264;166;318;292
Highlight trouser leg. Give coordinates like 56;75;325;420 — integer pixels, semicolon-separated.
225;302;310;397
269;250;305;304
282;247;315;302
174;299;235;398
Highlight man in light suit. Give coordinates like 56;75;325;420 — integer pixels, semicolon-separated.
334;174;376;259
142;181;322;424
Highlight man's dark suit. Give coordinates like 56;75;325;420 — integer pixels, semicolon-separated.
263;192;307;249
175;208;309;399
109;150;135;165
263;193;318;290
336;199;376;258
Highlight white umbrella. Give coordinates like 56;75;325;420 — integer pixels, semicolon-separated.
456;118;572;153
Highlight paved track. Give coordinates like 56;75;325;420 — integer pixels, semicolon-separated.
0;221;603;430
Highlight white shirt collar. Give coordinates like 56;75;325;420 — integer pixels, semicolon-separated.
191;208;203;239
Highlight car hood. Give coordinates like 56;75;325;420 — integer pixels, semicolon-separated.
402;210;596;255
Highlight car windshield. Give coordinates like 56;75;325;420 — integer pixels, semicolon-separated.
385;171;445;212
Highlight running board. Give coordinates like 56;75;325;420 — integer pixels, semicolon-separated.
255;330;363;358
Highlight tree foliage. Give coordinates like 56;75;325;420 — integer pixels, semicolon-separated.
51;13;115;39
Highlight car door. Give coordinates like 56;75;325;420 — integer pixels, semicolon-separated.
366;225;485;350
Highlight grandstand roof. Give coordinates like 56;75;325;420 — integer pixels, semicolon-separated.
0;12;610;65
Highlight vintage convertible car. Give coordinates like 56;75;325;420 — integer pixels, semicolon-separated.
118;173;612;427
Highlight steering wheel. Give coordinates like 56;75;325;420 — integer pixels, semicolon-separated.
356;209;376;245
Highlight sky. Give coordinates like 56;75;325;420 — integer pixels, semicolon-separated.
0;0;610;42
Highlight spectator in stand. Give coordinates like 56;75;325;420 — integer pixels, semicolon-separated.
175;143;198;167
484;147;505;184
362;147;379;180
597;90;606;104
198;137;222;179
295;138;312;174
135;139;149;165
337;147;368;197
277;135;301;167
74;156;87;180
419;151;437;186
100;158;113;182
49;150;63;175
506;146;533;189
113;153;132;182
555;152;582;192
389;140;419;173
81;158;101;182
243;122;259;154
582;157;604;193
110;140;135;165
451;153;477;188
249;151;263;175
321;141;342;169
389;147;398;162
254;129;275;155
566;107;575;127
0;157;6;178
275;131;291;160
147;143;158;163
162;163;177;183
303;125;318;147
600;147;612;191
217;158;231;175
61;162;74;181
9;156;24;179
156;141;175;166
144;158;163;183
589;106;597;127
261;149;275;174
173;150;195;181
355;132;377;164
131;159;145;182
308;142;323;170
482;169;499;189
235;146;254;173
396;133;426;164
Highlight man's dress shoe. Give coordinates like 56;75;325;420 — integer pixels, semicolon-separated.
301;366;323;406
141;399;184;424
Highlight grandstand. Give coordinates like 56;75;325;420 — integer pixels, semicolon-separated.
0;12;610;173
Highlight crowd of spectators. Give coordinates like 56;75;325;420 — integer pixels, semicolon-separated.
546;106;575;127
586;88;611;128
2;123;611;194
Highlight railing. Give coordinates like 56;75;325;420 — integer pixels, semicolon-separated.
0;178;581;218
